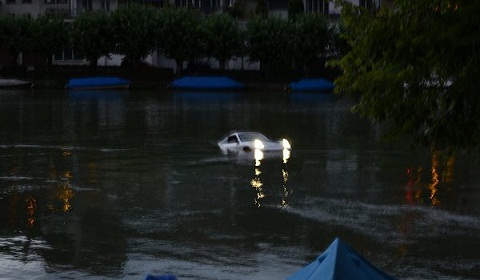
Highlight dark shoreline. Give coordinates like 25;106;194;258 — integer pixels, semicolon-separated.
1;65;340;91
28;79;289;92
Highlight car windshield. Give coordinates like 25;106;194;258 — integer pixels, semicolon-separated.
237;132;269;142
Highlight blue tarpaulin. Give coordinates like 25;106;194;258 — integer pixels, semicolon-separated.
289;78;334;92
287;238;396;280
66;76;130;90
170;76;244;90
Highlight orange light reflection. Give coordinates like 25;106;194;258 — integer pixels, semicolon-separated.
404;151;456;207
59;183;74;212
26;196;37;227
428;151;440;206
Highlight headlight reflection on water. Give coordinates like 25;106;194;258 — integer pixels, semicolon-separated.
283;148;290;164
252;148;265;207
250;146;292;208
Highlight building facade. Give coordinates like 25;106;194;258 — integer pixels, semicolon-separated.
0;0;119;18
0;0;380;23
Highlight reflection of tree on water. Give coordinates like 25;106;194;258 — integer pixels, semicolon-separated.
250;148;292;208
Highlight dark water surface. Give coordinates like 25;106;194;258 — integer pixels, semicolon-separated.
0;89;479;280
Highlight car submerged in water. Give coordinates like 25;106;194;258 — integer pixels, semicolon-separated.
217;131;291;154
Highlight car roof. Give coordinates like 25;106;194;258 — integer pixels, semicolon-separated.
233;131;269;141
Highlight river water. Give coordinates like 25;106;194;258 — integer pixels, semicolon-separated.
0;89;479;280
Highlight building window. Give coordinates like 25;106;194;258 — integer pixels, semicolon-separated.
101;0;111;11
54;49;85;61
200;0;221;14
82;0;93;10
305;0;329;15
359;0;374;10
6;0;16;4
175;0;217;10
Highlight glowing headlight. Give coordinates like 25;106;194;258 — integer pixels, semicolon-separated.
282;139;291;149
255;149;264;163
254;139;264;149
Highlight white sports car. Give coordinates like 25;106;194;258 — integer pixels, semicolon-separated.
218;131;291;154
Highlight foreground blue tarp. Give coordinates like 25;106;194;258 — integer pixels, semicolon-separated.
287;238;396;280
66;76;131;90
289;78;334;92
170;76;245;90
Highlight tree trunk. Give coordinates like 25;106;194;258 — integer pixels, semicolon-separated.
47;54;53;68
89;56;98;67
219;58;226;71
12;52;20;66
303;60;310;78
176;59;183;75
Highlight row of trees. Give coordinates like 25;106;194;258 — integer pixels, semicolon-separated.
0;5;340;75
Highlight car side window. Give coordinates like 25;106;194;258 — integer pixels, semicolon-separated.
227;135;238;144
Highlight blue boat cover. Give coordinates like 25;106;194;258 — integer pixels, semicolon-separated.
289;78;334;92
170;76;244;90
287;238;396;280
66;76;130;89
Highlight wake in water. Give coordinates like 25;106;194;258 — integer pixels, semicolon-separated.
0;144;133;153
285;196;480;244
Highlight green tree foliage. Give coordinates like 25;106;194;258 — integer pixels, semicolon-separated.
200;13;243;70
333;0;480;152
111;4;159;66
226;0;246;18
326;22;349;60
246;16;291;73
30;14;66;67
158;7;202;74
291;14;328;76
0;15;32;65
70;11;114;67
255;0;268;18
288;0;305;21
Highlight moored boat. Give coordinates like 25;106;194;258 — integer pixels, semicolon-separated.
66;76;130;90
288;78;334;93
0;78;32;89
170;76;244;91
